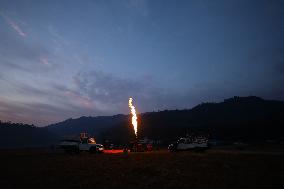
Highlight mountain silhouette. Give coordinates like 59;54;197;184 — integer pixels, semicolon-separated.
46;96;284;144
1;96;284;148
46;114;128;141
0;121;57;148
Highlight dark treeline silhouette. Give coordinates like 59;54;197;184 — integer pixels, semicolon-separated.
47;96;284;144
0;121;57;148
47;115;128;142
1;96;284;148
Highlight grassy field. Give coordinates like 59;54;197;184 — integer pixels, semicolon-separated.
0;149;283;189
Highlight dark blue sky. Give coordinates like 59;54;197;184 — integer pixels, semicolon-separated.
0;0;283;126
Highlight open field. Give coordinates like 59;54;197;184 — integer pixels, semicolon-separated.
0;149;283;189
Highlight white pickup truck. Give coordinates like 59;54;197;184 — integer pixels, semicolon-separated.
168;136;209;152
59;137;104;154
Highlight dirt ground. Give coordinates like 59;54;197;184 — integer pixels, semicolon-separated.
0;149;283;189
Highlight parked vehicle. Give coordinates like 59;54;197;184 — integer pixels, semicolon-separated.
129;140;153;152
59;133;104;154
168;135;209;152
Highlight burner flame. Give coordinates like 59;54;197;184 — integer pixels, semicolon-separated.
129;97;138;137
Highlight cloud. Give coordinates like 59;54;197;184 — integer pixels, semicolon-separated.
0;29;58;75
1;12;27;37
73;70;158;114
73;70;151;103
73;69;283;115
0;98;74;126
63;90;95;110
125;0;149;17
39;57;50;66
72;70;204;114
2;67;279;126
0;56;57;75
0;13;56;73
0;80;106;126
8;19;27;37
1;60;32;73
0;28;48;62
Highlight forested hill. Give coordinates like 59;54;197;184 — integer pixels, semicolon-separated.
0;121;57;148
1;96;284;148
46;96;284;143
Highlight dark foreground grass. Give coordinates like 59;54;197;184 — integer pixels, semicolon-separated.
0;149;283;189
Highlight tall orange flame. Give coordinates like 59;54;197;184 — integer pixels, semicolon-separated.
129;97;138;137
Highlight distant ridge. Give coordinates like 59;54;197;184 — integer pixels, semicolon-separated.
46;114;128;141
46;96;284;143
0;121;57;148
1;96;284;148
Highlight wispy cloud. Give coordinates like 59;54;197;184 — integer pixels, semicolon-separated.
39;57;50;66
0;98;76;126
0;80;103;126
64;90;95;110
1;13;27;37
72;70;176;113
125;0;149;17
8;19;27;37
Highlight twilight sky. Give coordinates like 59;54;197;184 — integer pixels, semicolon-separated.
0;0;284;126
